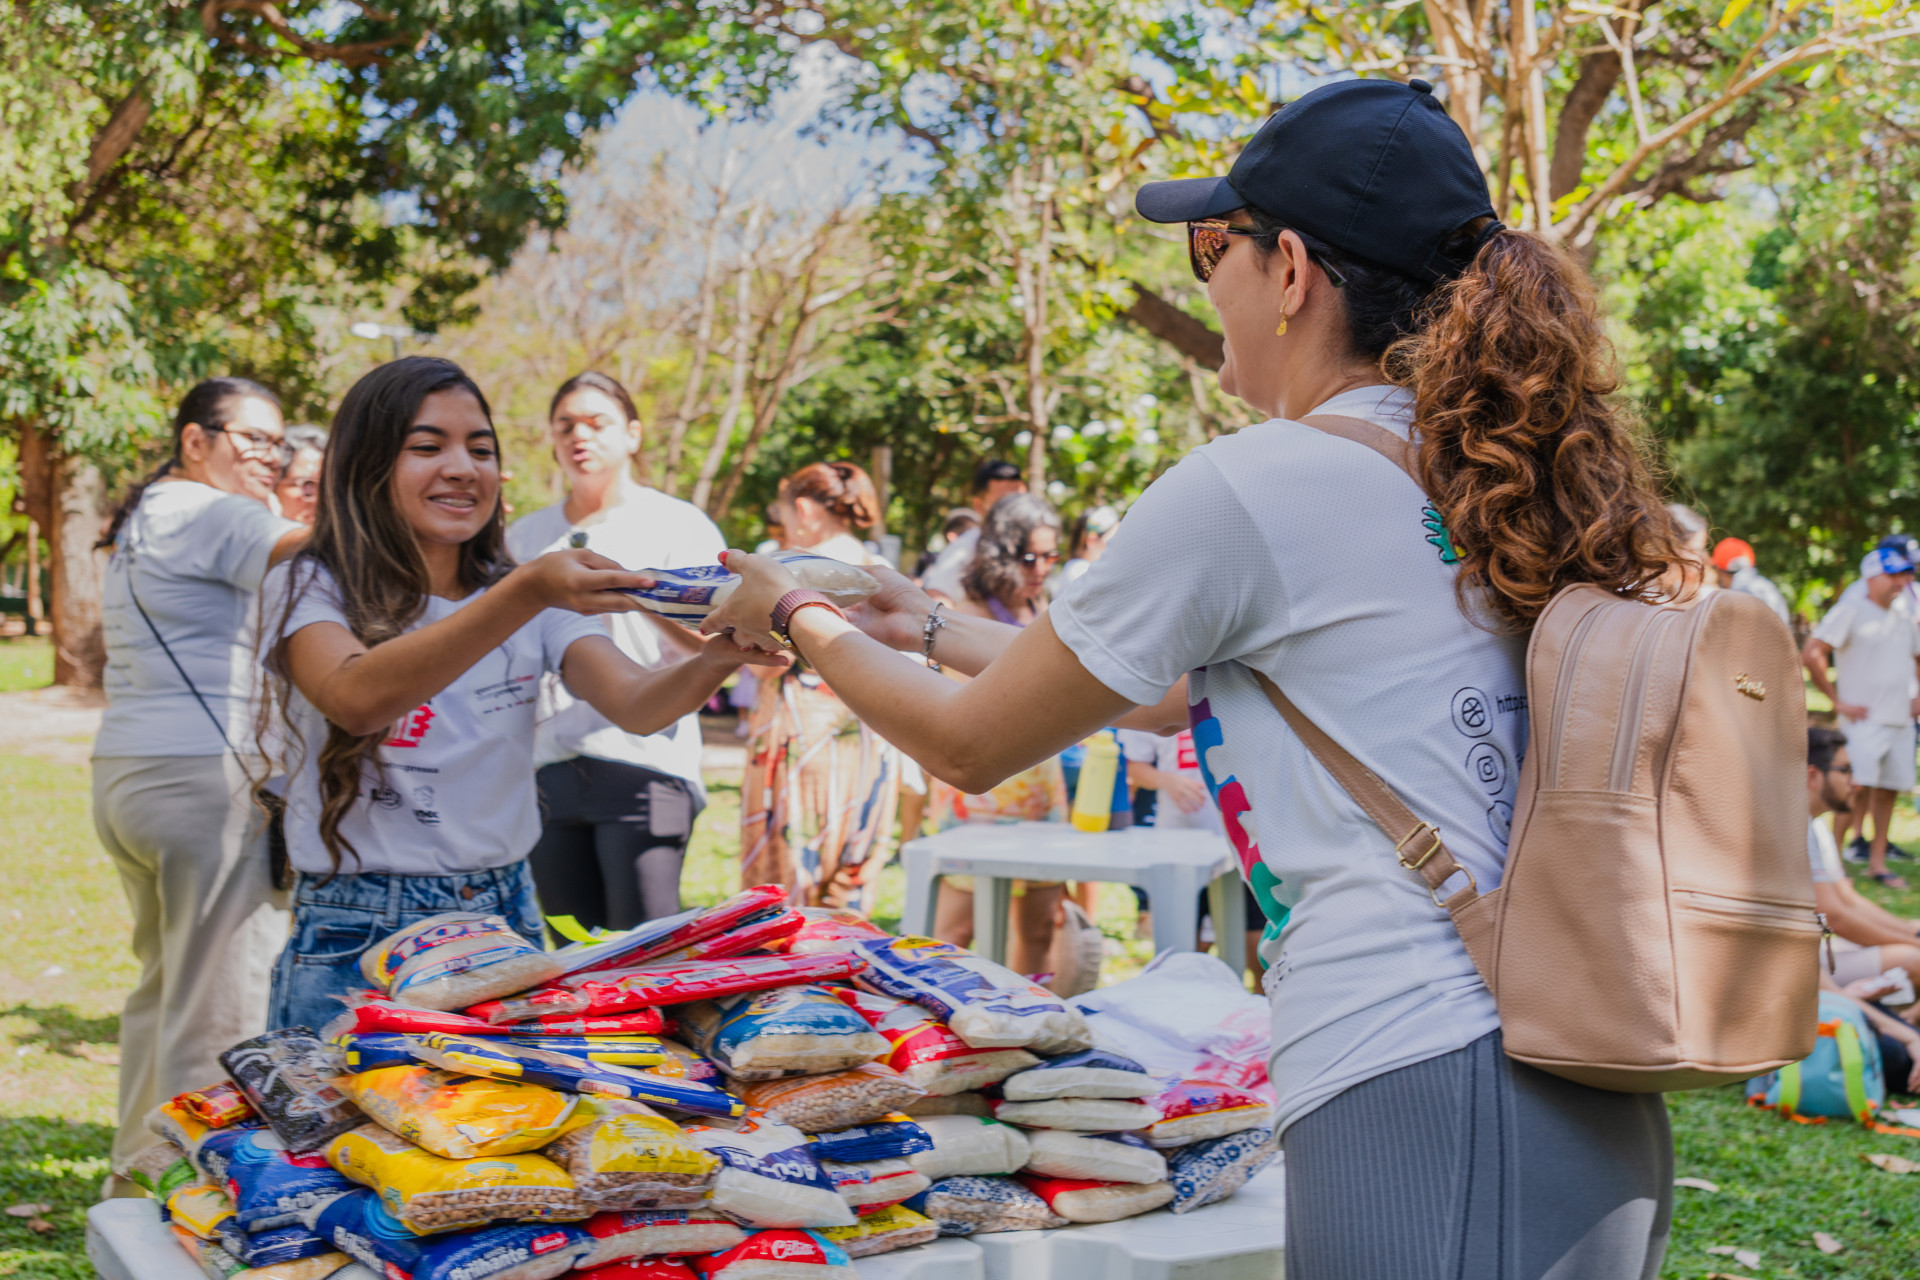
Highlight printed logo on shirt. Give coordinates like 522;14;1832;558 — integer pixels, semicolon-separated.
1421;503;1461;565
1190;697;1289;941
385;704;435;748
369;787;402;811
1175;730;1198;771
412;785;441;826
472;673;538;716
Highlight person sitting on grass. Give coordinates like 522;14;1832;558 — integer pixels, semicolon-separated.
1805;727;1920;1016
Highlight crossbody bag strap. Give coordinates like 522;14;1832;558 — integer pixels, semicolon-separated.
123;549;239;755
1299;414;1418;484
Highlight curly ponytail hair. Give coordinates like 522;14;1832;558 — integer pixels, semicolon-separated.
1247;209;1680;631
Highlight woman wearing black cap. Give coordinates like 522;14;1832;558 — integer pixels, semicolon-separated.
702;76;1682;1278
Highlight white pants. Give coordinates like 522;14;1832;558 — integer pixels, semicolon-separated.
92;755;290;1174
1843;719;1917;792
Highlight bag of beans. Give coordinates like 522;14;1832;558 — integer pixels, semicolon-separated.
575;1210;745;1267
901;1177;1066;1236
1164;1125;1277;1214
689;1229;857;1280
901;1093;991;1119
990;1097;1158;1132
1015;1174;1174;1223
539;1106;720;1210
116;1139;197;1200
361;914;565;1012
906;1117;1030;1181
339;1066;581;1160
818;1204;938;1259
1020;1130;1166;1184
678;987;887;1081
324;1124;586;1234
682;1119;855;1229
830;990;1037;1096
738;1065;923;1133
852;938;1092;1054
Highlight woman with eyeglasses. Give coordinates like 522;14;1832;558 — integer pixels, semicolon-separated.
739;461;904;908
92;377;308;1186
701;77;1684;1278
275;425;328;526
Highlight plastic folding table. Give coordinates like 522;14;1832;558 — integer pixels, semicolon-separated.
898;821;1247;977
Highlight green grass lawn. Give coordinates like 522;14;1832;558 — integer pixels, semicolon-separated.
6;749;1920;1278
0;637;51;693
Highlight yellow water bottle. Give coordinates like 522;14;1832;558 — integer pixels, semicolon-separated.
1070;733;1119;833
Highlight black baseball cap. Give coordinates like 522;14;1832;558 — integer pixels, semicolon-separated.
972;459;1023;492
1136;77;1497;284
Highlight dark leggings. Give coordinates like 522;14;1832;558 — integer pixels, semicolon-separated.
529;757;698;938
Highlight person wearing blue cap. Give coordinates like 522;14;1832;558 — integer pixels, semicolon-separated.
703;74;1687;1280
1806;546;1920;886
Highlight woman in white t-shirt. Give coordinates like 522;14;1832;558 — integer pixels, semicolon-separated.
257;357;783;1032
92;377;307;1177
703;79;1686;1279
506;372;726;933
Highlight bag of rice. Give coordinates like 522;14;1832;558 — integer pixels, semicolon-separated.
403;1034;742;1118
817;1158;928;1210
360;914;565;1012
168;1185;237;1239
325;998;670;1041
556;886;792;975
325;1124;586;1234
906;1117;1030;1181
678;987;888;1081
174;1082;257;1128
818;1204;937;1258
990;1098;1157;1132
737;1065;922;1133
1141;1081;1274;1149
999;1050;1154;1101
219;1029;366;1153
339;1065;580;1160
576;1210;745;1267
768;909;891;956
577;1259;697;1280
806;1116;930;1163
116;1139;198;1200
1020;1130;1166;1184
682;1118;855;1229
472;955;866;1025
852;938;1091;1054
1165;1124;1276;1213
1016;1174;1174;1223
690;1230;857;1280
213;1217;337;1268
314;1190;591;1280
901;1093;990;1118
830;990;1037;1096
225;1129;359;1230
540;1106;719;1210
901;1177;1066;1236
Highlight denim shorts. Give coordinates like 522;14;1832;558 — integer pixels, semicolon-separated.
267;861;543;1033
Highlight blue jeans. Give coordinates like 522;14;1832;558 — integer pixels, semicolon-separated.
267;862;543;1033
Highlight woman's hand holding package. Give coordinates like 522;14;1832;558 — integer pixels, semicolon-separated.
697;551;803;651
511;549;658;617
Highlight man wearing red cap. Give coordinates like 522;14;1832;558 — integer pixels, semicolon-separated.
1711;536;1790;626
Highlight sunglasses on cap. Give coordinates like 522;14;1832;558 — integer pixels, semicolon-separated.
1187;220;1350;287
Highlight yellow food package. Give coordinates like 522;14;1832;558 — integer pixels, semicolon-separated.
326;1123;588;1234
821;1204;939;1259
540;1105;720;1210
247;1254;356;1280
166;1185;237;1240
340;1065;582;1160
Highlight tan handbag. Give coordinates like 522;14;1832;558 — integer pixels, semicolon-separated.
1250;416;1820;1092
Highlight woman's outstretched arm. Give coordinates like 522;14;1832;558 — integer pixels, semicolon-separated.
563;633;788;738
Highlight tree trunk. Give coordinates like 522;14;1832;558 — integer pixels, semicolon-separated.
691;220;759;515
19;422;107;687
1121;282;1224;370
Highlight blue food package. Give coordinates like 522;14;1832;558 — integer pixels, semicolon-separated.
224;1130;358;1231
335;1033;421;1074
683;1118;854;1229
404;1033;742;1118
808;1116;933;1163
999;1049;1155;1101
191;1121;268;1184
852;938;1091;1055
679;986;888;1080
214;1217;336;1268
612;552;876;624
499;1035;707;1076
1165;1124;1278;1214
316;1190;590;1280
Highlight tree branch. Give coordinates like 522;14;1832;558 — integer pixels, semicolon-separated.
200;0;415;68
1120;281;1223;371
1548;50;1619;200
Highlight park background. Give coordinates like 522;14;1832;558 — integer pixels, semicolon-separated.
4;0;1920;1275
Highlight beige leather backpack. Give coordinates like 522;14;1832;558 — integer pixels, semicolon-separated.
1255;416;1819;1092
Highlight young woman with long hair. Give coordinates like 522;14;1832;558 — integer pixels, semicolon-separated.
739;460;902;908
257;357;782;1030
506;371;726;933
92;377;306;1179
704;78;1681;1279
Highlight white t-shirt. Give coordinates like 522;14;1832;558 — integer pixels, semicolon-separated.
1811;593;1920;725
262;561;602;876
1050;384;1524;1135
1117;727;1223;835
1808;816;1845;885
506;486;725;800
95;479;301;758
921;526;980;600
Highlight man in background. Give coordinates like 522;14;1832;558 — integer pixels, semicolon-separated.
1711;536;1790;626
1805;546;1920;887
922;459;1025;602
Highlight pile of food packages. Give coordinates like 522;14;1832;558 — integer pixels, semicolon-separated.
121;887;1278;1280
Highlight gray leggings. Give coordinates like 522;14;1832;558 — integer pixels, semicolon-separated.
1283;1031;1672;1280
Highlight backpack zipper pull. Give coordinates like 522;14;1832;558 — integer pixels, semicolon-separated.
1816;911;1835;975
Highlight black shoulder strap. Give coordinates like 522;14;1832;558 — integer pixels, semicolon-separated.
122;543;239;756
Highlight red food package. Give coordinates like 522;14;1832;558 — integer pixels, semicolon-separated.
652;911;804;965
172;1082;255;1128
578;1210;744;1267
577;1260;697;1280
830;988;1037;1095
470;954;868;1025
503;1010;675;1036
561;886;792;976
691;1230;855;1278
767;909;891;956
325;995;673;1039
1015;1172;1175;1222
